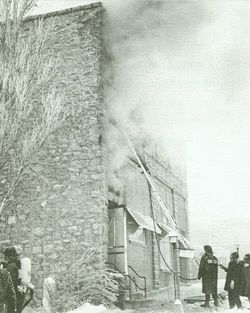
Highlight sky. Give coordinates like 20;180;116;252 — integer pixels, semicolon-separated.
34;0;250;227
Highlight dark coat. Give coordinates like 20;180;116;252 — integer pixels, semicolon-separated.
224;260;242;293
6;259;24;313
198;253;218;294
0;268;16;313
241;261;250;298
6;261;20;292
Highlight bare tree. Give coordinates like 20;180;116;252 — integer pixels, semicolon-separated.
0;0;64;215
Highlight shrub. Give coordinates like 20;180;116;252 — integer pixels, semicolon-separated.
50;248;119;312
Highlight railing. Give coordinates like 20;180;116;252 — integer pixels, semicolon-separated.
105;262;132;299
105;262;147;299
128;265;147;299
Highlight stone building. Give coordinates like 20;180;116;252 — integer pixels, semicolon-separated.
0;2;190;299
108;150;190;295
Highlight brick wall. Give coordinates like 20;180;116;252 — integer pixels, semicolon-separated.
0;3;108;291
108;152;189;294
125;162;154;291
144;152;189;288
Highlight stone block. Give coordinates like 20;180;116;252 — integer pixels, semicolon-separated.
0;2;107;296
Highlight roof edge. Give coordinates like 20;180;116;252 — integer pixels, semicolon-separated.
25;2;102;22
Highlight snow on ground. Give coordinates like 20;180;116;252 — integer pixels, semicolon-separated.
66;303;134;313
23;281;250;313
66;302;250;313
183;296;250;313
23;301;250;313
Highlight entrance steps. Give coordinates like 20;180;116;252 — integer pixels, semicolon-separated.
123;298;154;310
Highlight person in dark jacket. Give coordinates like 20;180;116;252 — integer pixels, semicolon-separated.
240;254;250;305
4;247;25;313
220;252;242;309
198;245;219;308
0;267;16;313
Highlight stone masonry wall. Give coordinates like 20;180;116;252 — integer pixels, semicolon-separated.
0;3;108;292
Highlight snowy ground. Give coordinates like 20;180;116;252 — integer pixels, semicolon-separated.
66;303;133;313
23;299;250;313
23;280;250;313
66;302;250;313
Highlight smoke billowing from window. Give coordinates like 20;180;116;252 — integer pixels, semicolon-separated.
35;0;250;221
103;0;207;174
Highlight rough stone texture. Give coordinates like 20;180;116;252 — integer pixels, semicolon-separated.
0;1;189;300
0;3;108;293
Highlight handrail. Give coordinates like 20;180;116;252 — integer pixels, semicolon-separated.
105;262;124;275
129;276;145;292
105;262;147;299
128;265;146;280
128;265;146;298
105;261;132;300
116;278;129;291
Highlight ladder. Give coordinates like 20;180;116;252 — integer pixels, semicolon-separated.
108;118;191;250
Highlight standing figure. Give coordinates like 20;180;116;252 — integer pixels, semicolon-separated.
221;252;242;309
198;245;219;308
0;268;16;313
241;254;250;306
4;247;25;313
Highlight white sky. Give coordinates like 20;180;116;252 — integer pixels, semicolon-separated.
33;0;95;14
35;0;250;225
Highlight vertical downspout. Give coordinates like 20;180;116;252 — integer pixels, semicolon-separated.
172;190;181;298
147;181;159;290
123;174;129;276
123;207;128;275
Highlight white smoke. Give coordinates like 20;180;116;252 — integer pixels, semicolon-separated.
103;0;250;222
35;0;250;221
103;0;209;174
33;0;211;173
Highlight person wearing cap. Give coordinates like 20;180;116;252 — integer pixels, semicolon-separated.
240;254;250;305
198;245;219;308
220;252;242;309
4;247;25;313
